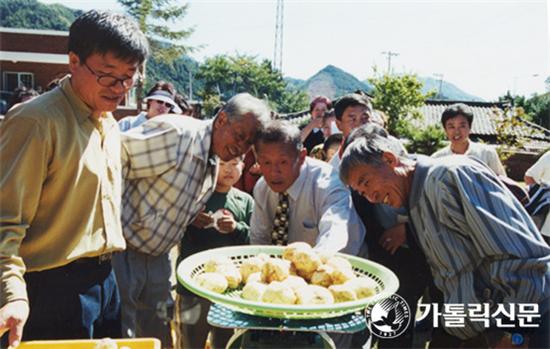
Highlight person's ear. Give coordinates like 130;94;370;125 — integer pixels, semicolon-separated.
298;148;307;165
382;151;398;168
214;111;228;129
68;52;80;74
335;118;343;131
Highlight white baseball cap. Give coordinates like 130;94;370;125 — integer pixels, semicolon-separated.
143;90;182;113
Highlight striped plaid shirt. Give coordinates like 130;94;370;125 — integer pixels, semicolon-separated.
409;155;550;340
121;115;219;255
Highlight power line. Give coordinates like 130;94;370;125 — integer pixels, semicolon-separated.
381;51;399;74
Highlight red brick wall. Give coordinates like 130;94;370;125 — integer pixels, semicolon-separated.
0;61;68;91
0;32;67;54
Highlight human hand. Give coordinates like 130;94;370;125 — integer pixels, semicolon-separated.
0;300;29;348
249;162;262;176
191;211;214;229
216;210;236;234
378;223;406;255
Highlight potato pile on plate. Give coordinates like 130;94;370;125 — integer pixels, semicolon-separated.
193;243;378;306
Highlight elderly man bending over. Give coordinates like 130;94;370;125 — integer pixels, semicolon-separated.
339;128;550;349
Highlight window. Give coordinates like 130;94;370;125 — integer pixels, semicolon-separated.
3;72;34;92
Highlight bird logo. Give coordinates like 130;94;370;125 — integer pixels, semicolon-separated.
366;294;411;339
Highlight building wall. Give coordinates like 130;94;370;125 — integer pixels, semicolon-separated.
0;61;68;91
0;32;67;54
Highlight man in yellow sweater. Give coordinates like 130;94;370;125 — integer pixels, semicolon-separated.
0;10;148;346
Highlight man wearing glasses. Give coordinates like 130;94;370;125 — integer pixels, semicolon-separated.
118;81;183;131
0;10;148;346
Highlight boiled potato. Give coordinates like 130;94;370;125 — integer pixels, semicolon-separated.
310;264;334;288
240;256;267;283
329;283;358;303
281;275;308;291
261;258;291;283
262;281;297;305
195;272;228;294
282;242;311;261
295;285;334;305
242;281;267;302
346;277;378;299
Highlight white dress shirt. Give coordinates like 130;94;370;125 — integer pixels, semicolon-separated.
250;157;365;255
431;141;506;176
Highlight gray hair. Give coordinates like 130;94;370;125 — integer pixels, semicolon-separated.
222;93;271;128
339;131;406;185
255;121;303;154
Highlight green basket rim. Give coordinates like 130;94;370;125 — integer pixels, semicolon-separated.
177;245;399;317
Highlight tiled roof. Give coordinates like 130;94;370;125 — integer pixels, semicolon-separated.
279;99;550;150
420;100;549;141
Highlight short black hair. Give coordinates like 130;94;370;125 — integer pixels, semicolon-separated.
333;93;373;120
323;133;343;154
441;103;474;128
68;10;149;64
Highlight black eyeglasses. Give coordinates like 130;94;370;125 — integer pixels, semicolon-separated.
151;99;174;108
83;61;138;88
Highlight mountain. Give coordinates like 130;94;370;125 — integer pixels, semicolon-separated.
1;0;82;31
300;65;373;99
419;77;483;101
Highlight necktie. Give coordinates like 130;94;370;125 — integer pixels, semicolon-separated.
272;192;289;245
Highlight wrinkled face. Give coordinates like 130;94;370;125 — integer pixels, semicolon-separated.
147;99;172;117
212;112;261;161
217;158;244;188
336;104;370;137
346;159;407;209
311;102;328;120
69;51;139;117
444;115;471;148
256;142;306;193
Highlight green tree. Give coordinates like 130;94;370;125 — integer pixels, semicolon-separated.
197;54;308;115
368;70;434;137
118;0;194;108
368;71;444;155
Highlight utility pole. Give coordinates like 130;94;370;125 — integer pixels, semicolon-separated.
434;73;444;99
273;0;284;72
381;51;399;74
188;70;193;100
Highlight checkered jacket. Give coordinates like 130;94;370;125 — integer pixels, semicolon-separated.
121;115;219;255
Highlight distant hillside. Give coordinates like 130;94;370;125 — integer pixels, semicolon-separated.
419;77;483;101
284;77;306;90
302;65;372;99
1;0;82;31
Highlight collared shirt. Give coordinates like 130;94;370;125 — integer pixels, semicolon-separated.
118;111;148;131
0;75;125;307
525;150;550;186
408;155;550;340
431;141;506;176
250;157;365;255
121;115;218;255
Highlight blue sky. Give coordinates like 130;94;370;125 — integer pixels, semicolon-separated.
39;0;549;101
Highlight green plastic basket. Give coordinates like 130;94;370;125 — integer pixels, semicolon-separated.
177;245;399;319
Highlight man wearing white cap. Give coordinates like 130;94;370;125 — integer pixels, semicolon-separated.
118;80;182;131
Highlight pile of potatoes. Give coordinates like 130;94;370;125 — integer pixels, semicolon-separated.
193;242;378;306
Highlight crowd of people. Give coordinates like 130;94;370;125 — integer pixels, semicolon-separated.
0;9;549;349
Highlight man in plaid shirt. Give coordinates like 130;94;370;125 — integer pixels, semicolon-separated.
114;93;271;347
